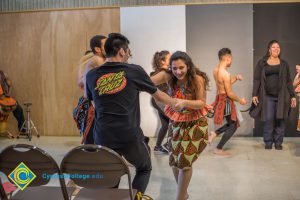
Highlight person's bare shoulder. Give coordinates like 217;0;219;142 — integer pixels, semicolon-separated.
213;67;218;79
221;70;231;83
92;56;105;67
195;74;205;89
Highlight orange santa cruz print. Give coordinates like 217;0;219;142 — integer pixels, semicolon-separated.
95;71;127;95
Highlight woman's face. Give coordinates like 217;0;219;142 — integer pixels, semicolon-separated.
269;43;280;58
171;59;188;81
161;53;171;68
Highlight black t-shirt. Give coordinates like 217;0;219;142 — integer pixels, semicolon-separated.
265;64;280;97
86;62;157;148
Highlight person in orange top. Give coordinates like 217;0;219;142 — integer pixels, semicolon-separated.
0;70;25;133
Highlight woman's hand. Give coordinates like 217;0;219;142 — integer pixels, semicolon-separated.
291;97;297;108
174;99;186;111
252;96;259;106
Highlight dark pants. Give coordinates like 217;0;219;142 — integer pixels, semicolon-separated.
84;120;94;144
113;140;152;194
13;103;25;131
215;115;238;149
263;96;285;146
151;98;169;147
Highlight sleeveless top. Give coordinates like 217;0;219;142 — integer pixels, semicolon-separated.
164;84;210;122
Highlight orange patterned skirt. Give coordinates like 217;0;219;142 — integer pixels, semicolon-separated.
168;117;208;169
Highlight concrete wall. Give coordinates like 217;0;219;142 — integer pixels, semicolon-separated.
186;4;254;136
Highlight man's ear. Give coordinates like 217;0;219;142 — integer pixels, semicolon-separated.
119;48;126;57
95;47;101;54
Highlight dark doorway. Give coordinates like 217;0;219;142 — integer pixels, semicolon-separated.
253;3;300;137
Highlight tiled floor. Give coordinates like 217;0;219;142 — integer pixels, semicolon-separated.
1;136;300;200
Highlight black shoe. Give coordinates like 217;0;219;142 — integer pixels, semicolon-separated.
265;144;272;150
154;146;169;154
144;136;150;144
163;142;171;152
275;145;283;150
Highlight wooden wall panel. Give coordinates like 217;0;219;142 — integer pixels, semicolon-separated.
0;8;120;136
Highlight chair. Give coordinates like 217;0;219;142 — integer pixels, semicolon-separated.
0;144;69;200
0;177;8;200
60;144;136;200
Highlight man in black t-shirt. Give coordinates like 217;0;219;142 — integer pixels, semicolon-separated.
86;33;180;197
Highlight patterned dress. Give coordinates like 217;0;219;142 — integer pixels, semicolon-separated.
164;85;210;169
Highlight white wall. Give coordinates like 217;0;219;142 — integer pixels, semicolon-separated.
120;6;186;137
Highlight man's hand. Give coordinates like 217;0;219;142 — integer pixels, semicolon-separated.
236;74;243;81
291;97;297;108
239;98;247;105
174;99;186;111
252;96;259;106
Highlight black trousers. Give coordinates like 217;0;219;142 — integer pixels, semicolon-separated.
151;98;169;147
113;140;152;194
215;115;237;149
13;103;25;131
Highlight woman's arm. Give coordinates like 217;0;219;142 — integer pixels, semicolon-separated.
293;73;300;87
150;70;171;86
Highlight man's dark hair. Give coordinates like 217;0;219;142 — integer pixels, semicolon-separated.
104;33;130;58
90;35;106;54
218;48;232;60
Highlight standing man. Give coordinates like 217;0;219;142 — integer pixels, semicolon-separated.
85;33;179;198
75;35;107;144
209;48;247;156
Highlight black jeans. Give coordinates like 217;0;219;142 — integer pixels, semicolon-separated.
263;96;285;146
113;140;152;194
151;98;169;147
13;103;25;131
215;115;238;149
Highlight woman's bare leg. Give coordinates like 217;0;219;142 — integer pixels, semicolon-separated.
176;167;192;200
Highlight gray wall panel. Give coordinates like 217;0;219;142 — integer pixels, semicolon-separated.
186;4;254;136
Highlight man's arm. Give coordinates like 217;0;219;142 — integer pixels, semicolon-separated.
230;74;243;85
152;89;176;107
224;72;246;105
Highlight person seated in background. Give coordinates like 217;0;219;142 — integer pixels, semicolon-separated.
0;70;25;134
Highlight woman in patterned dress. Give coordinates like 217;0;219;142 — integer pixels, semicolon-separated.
151;51;211;200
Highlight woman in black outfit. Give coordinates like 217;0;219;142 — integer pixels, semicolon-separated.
252;40;296;150
150;50;171;154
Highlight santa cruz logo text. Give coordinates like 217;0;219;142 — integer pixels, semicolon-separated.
95;71;127;95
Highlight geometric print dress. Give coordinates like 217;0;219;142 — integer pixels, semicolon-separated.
164;85;209;169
